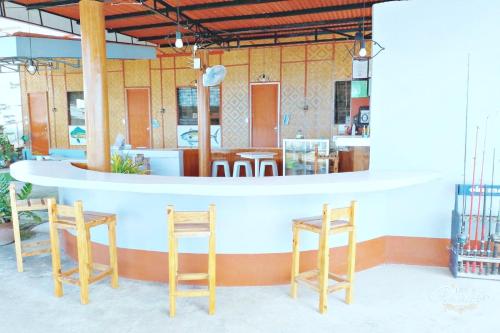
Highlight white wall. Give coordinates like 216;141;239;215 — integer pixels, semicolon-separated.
369;0;500;238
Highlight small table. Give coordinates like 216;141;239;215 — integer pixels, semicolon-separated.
237;152;276;177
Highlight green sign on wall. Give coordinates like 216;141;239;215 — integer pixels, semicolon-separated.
351;80;369;98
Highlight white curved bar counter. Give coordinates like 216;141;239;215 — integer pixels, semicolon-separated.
10;160;443;285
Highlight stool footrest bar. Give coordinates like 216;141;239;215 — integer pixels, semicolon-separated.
175;290;210;297
177;273;209;281
22;247;51;257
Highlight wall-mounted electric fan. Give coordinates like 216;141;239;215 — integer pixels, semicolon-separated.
202;65;227;87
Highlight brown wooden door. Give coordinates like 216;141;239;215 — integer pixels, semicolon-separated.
251;83;278;147
28;92;49;155
126;88;151;148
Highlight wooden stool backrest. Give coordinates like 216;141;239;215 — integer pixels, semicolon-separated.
9;183;48;212
322;200;357;231
167;204;216;230
47;198;85;227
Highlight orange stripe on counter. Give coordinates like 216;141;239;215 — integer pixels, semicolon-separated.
62;232;448;286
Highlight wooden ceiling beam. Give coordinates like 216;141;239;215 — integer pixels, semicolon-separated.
105;1;380;23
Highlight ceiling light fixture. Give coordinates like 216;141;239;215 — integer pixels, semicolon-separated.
175;31;183;48
25;59;38;75
174;0;183;49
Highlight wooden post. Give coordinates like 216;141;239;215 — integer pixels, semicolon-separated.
79;0;110;172
197;51;211;177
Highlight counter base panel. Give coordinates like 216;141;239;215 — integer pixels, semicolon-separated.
63;232;448;285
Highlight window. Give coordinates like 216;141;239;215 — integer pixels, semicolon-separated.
334;81;351;124
177;86;220;125
67;92;85;126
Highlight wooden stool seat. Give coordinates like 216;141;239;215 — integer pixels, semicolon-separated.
167;205;216;317
291;201;357;314
293;217;352;233
9;184;51;273
52;212;115;229
48;199;118;305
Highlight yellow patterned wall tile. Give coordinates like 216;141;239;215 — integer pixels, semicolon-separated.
19;72;30;139
280;37;307;44
161;69;177;148
175;68;196;87
52;75;70;148
282;46;305;62
124;60;150;87
25;71;48;92
208;54;221;66
222;65;249;148
161;56;175;69
46;74;56;148
281;62;305;140
50;61;65;75
64;60;81;73
307;44;333;61
107;59;123;72
175;56;192;69
306;60;334;139
249;47;281;82
65;73;83;91
333;43;353;80
107;71;126;145
150;59;161;70
221;49;248;66
150;69;163;148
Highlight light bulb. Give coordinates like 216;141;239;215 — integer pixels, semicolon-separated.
175;31;183;48
25;59;37;75
359;39;367;57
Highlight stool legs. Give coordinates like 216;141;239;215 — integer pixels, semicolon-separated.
168;236;177;317
318;229;330;314
208;208;216;315
290;225;300;298
48;215;63;298
76;222;90;305
345;228;356;304
12;210;24;273
108;221;119;288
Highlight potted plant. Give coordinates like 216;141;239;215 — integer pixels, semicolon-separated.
0;174;41;245
111;153;147;174
0;132;15;168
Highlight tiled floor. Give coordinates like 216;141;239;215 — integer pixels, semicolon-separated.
1;184;499;332
1;231;499;333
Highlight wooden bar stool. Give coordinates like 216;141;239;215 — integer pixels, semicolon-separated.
291;201;357;314
47;198;119;305
167;204;216;317
9;183;51;272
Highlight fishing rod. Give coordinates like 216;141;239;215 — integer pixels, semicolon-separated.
465;126;479;273
458;55;471;262
472;120;488;273
492;207;500;274
485;149;495;275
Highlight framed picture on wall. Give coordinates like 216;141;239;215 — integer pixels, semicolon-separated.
68;125;86;146
177;125;221;148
